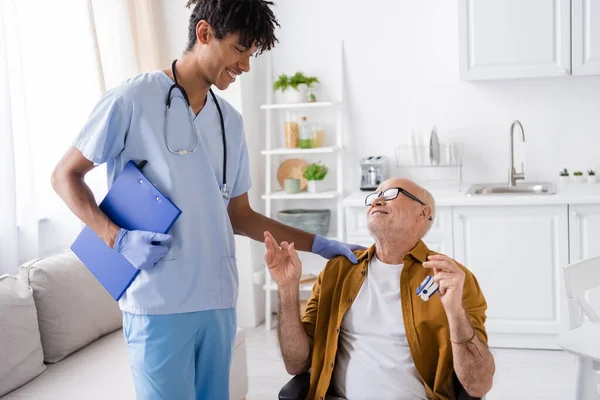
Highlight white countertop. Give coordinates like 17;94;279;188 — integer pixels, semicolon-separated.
343;182;600;207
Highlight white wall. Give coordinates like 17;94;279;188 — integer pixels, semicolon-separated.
271;0;600;187
159;0;600;325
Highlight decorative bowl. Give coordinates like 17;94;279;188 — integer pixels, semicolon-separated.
277;209;331;237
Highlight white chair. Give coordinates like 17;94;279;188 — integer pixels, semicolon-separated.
557;255;600;400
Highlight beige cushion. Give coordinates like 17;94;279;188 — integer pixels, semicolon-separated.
4;328;248;400
0;275;46;396
19;251;122;363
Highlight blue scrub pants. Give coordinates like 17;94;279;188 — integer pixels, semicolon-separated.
122;308;236;400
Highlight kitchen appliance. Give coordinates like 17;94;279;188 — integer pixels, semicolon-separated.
360;156;387;191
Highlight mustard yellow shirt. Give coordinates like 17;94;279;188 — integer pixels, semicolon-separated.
301;241;488;400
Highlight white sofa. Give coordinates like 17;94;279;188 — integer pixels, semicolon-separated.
0;251;248;400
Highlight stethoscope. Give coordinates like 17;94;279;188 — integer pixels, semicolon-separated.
165;59;229;200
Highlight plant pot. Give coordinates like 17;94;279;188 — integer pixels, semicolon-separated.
588;175;597;184
307;180;325;193
573;175;584;184
559;176;570;185
281;84;307;104
283;178;302;194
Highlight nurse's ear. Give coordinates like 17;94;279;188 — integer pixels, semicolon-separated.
195;20;213;46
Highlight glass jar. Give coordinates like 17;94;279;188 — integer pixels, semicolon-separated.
311;124;325;148
284;112;299;148
299;116;312;149
306;86;317;102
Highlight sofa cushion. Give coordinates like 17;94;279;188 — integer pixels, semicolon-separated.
19;251;122;363
2;330;135;400
3;328;248;400
0;275;46;397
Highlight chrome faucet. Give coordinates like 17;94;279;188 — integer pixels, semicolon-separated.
509;120;525;187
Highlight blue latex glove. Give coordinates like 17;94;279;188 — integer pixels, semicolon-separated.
114;229;172;270
311;234;366;264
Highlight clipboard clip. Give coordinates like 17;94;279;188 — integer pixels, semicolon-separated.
136;160;148;170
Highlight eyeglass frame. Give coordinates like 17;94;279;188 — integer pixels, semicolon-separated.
365;187;433;221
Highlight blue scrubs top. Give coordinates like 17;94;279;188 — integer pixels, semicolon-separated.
73;71;252;315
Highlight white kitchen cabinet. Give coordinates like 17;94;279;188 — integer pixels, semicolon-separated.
453;205;569;349
572;0;600;75
459;0;572;80
569;205;600;261
345;204;371;247
568;204;600;316
419;207;453;256
345;206;454;256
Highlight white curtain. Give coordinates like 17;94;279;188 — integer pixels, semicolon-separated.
0;0;166;275
90;0;167;90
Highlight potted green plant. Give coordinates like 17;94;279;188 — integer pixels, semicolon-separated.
273;72;319;103
273;74;290;93
573;171;584;184
303;162;328;193
588;169;596;184
290;72;319;102
559;168;569;185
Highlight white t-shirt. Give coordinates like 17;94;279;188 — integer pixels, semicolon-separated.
331;255;428;400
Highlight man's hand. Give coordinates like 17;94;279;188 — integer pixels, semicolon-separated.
425;254;495;397
264;231;302;289
311;234;365;264
423;254;466;315
114;229;172;270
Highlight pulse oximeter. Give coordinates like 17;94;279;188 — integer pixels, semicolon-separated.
416;275;439;301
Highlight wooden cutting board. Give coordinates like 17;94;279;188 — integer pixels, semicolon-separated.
277;158;308;191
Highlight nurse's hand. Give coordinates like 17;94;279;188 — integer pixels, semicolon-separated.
311;234;365;264
264;231;302;289
114;229;172;270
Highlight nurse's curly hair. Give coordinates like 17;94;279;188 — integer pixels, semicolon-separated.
186;0;279;54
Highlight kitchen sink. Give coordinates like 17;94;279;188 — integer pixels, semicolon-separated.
466;182;557;196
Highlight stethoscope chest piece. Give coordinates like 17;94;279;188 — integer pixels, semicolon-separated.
221;184;230;200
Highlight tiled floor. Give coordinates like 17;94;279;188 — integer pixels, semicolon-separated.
244;324;578;400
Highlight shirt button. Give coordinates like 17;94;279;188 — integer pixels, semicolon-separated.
330;362;334;368
320;397;324;400
336;328;340;333
347;297;352;303
361;271;365;276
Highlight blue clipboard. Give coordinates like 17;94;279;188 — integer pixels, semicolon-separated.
71;161;182;301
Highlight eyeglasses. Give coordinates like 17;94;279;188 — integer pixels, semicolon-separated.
365;187;426;206
365;187;433;220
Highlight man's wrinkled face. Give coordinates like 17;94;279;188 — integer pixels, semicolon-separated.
366;179;426;240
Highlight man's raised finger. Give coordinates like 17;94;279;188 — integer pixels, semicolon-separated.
423;260;455;272
427;254;458;270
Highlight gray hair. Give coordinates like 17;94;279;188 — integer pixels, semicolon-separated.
416;185;436;237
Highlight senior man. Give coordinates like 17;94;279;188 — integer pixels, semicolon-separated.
264;178;495;400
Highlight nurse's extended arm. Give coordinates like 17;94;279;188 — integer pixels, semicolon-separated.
227;193;364;263
52;147;171;270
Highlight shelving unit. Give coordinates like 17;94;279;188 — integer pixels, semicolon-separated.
260;145;339;156
261;191;340;201
261;43;344;330
260;101;337;110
